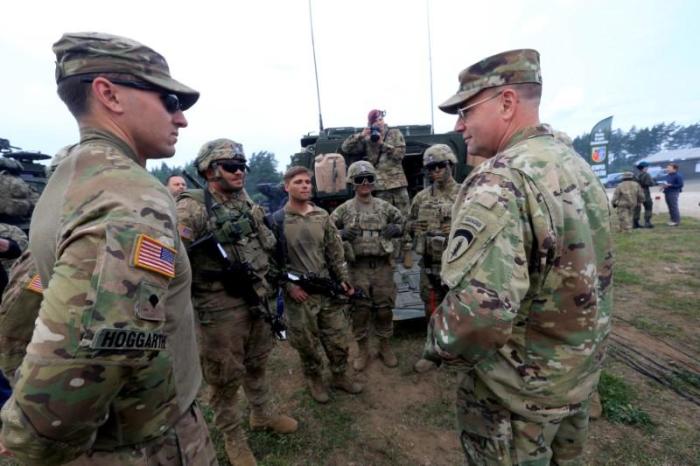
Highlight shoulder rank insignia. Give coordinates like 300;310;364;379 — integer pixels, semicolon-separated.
133;234;176;278
26;274;43;294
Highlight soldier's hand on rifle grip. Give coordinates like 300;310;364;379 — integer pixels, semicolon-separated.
341;281;355;297
289;284;310;303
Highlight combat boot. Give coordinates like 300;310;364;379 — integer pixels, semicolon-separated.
413;357;437;373
633;220;642;229
353;338;370;371
331;372;363;394
250;407;298;434
307;374;329;404
644;221;654;228
224;428;257;466
378;338;398;368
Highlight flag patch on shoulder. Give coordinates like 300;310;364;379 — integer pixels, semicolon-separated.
133;234;176;278
26;274;43;294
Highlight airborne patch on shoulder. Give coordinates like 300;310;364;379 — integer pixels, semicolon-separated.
447;228;475;262
91;328;167;351
460;216;485;233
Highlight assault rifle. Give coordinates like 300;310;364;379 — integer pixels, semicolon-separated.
188;231;287;341
285;272;366;300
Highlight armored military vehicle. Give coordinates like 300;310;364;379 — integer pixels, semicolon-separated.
0;138;50;193
284;125;469;320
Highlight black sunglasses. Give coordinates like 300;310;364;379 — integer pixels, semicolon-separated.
217;161;247;173
82;78;182;114
425;161;449;171
353;175;375;185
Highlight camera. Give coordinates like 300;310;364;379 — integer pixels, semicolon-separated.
370;125;382;143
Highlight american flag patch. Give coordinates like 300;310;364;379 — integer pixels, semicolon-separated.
133;234;176;278
26;274;43;294
178;223;193;240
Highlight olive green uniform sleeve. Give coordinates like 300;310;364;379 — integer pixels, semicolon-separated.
175;194;208;248
324;215;349;283
382;128;406;162
341;132;366;155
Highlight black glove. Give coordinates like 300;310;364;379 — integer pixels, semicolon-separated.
340;227;361;241
382;224;402;239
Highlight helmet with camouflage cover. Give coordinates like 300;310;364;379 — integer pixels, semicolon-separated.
621;171;635;181
194;138;246;176
346;160;376;183
423;144;457;166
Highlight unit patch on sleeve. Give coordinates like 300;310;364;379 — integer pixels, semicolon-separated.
133;234;176;278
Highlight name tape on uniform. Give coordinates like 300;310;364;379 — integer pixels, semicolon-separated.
133;234;176;278
91;328;167;351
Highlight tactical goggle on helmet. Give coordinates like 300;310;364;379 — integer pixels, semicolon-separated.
347;161;377;185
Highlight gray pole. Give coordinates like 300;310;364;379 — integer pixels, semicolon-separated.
309;0;324;132
426;0;435;133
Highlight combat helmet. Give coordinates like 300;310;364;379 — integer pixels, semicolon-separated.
346;160;376;183
195;138;246;176
423;144;457;166
621;171;635;181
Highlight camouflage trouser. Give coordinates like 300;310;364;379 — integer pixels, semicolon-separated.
65;403;218;466
616;206;634;231
349;256;396;340
457;372;590;466
633;198;653;224
419;268;448;319
284;293;351;377
196;304;274;434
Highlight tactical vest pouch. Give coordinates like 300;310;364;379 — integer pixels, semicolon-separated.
314;153;347;194
353;230;383;256
214;216;254;244
427;235;447;258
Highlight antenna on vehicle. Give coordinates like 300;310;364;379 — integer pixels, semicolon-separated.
426;0;435;134
308;0;324;133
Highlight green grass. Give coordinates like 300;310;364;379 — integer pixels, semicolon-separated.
598;371;654;432
613;269;643;286
629;316;680;337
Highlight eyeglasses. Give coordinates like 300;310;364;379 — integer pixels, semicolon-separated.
82;77;183;114
425;161;449;172
457;91;503;120
353;174;375;185
216;161;247;173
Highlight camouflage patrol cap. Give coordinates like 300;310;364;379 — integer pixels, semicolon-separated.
347;160;376;182
439;49;541;114
423;144;457;166
621;171;635;180
53;32;199;110
195;138;246;174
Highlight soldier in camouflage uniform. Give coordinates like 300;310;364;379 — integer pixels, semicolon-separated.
341;110;409;216
612;172;644;232
279;166;363;403
0;32;218;465
633;161;655;228
406;145;459;374
424;49;613;465
0;157;39;227
177;139;297;466
331;161;405;371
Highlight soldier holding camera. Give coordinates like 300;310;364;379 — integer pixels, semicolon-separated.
341;109;409;217
176;139;297;466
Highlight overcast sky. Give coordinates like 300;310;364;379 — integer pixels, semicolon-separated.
2;0;698;171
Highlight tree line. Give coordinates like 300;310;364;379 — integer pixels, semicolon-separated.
572;122;700;171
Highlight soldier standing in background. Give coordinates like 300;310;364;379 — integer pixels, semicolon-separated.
0;158;39;228
425;49;613;464
0;32;217;464
166;173;188;198
407;145;459;374
177;139;297;466
331;161;404;371
0;224;27;299
633;161;655;228
278;166;362;403
612;172;644;232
